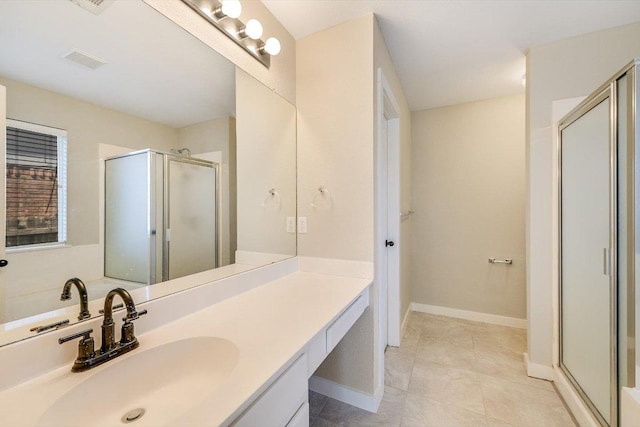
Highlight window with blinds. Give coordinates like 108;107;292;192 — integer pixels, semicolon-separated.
5;120;67;248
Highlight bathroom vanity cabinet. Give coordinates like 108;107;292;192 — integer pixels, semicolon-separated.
232;279;370;427
0;259;372;427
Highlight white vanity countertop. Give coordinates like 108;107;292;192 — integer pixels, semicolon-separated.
0;271;372;427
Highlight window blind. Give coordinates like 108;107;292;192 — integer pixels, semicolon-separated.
6;126;59;247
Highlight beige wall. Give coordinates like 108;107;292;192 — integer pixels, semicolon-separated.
297;15;375;262
297;14;375;394
298;14;412;396
527;22;640;367
412;94;526;319
236;68;296;257
1;76;178;246
178;117;237;266
0;76;181;317
145;0;295;105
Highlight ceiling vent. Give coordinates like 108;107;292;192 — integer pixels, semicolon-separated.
69;0;115;15
61;49;107;70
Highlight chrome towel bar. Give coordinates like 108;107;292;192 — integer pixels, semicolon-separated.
489;258;513;265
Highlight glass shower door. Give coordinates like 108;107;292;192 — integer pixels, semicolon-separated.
560;90;614;425
165;157;217;280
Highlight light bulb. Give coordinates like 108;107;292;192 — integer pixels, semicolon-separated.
263;37;281;56
221;0;241;19
244;19;263;40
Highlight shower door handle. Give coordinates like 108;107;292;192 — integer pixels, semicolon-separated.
603;248;609;276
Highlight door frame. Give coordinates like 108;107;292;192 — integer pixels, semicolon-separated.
375;67;402;364
557;84;618;427
0;85;6;322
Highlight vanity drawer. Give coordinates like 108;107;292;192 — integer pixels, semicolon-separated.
326;293;368;353
306;331;326;377
233;354;307;427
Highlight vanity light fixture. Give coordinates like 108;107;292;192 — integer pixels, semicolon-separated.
260;37;281;56
181;0;280;68
219;0;241;19
240;19;263;40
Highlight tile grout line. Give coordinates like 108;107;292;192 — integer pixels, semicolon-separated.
313;396;330;423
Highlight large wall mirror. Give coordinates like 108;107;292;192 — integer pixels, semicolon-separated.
0;0;296;346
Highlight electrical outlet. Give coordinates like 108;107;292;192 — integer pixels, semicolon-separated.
286;217;296;233
297;217;308;234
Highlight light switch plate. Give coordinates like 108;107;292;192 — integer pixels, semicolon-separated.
298;217;308;234
286;217;296;233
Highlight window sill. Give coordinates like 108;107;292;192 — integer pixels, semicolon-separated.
6;243;71;254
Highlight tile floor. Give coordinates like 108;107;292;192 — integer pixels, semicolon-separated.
309;312;577;427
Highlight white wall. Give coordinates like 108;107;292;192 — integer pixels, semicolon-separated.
527;21;640;369
411;94;526;319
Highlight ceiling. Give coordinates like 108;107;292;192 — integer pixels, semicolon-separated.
263;0;640;111
0;0;235;128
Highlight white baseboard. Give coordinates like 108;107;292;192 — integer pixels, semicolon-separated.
622;387;640;427
309;375;383;413
523;352;554;381
410;302;527;329
400;306;411;338
553;366;599;427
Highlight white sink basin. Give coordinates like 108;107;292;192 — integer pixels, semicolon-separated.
38;336;239;427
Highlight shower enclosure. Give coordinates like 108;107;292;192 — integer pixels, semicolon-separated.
105;149;218;285
558;60;637;426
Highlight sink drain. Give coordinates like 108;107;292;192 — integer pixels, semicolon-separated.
121;408;145;424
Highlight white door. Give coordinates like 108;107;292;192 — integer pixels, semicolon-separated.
560;91;614;425
385;114;401;347
376;68;401;350
0;86;7;322
379;115;390;346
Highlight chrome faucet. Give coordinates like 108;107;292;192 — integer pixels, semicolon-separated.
59;287;147;372
60;278;91;320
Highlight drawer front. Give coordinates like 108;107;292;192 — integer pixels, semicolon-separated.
306;331;326;377
233;354;308;427
326;293;368;353
286;402;309;427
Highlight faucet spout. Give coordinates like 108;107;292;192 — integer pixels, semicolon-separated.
60;278;91;320
101;288;140;351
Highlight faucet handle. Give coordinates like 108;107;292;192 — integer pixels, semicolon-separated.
99;303;124;314
58;328;93;344
59;329;95;362
125;309;148;321
120;310;147;345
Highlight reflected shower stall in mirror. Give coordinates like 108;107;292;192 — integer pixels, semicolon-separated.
558;59;638;427
0;0;296;347
105;150;219;285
